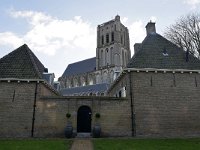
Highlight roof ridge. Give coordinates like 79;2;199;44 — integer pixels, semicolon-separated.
24;44;43;79
68;57;96;66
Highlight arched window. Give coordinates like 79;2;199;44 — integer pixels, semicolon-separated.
111;32;114;42
103;71;107;83
110;47;113;64
101;35;104;45
122;87;126;97
81;76;86;86
110;70;114;83
101;50;104;66
106;34;109;43
122;50;125;66
105;48;109;65
89;75;94;85
96;73;101;84
114;54;120;66
74;78;78;87
125;51;127;65
66;79;71;88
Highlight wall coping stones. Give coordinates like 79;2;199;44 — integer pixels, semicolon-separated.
40;96;127;101
0;78;59;95
108;67;200;93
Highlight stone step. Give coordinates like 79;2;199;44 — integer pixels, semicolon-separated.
76;132;92;138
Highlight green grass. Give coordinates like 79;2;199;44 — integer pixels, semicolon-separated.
93;138;200;150
0;139;72;150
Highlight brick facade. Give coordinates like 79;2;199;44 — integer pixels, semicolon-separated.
0;81;131;138
34;96;131;137
1;70;200;138
108;70;200;137
0;81;57;138
0;82;36;137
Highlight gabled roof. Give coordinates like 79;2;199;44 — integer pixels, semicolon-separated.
62;57;96;77
60;83;108;96
127;33;200;70
0;44;46;79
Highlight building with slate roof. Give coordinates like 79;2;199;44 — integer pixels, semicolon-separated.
108;22;200;137
59;15;131;96
0;44;60;138
0;44;46;79
0;44;58;92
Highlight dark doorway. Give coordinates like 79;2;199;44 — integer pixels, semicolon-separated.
77;106;92;132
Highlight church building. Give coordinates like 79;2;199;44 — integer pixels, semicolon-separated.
59;15;131;96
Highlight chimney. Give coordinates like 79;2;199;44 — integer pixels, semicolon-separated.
146;21;156;35
134;43;141;54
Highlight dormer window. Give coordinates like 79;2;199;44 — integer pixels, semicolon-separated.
162;47;168;56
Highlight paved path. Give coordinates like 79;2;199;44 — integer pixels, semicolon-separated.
70;139;93;150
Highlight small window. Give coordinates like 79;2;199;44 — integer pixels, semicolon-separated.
111;32;114;42
106;34;109;43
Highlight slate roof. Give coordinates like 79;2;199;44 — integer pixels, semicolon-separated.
0;44;46;79
60;83;109;96
127;33;200;70
62;57;96;77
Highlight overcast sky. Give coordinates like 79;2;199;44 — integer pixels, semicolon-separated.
0;0;200;79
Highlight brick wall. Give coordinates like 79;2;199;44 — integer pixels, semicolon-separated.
34;96;132;137
0;81;36;137
109;71;200;137
2;71;198;138
0;81;131;138
0;81;58;138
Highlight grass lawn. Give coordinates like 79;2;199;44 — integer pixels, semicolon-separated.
93;138;200;150
0;139;72;150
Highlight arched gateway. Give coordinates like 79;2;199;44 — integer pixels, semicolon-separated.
77;106;92;132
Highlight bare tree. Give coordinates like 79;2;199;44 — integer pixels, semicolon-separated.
164;13;200;57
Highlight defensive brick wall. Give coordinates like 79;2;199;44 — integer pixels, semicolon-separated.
34;96;132;137
0;82;36;137
109;71;200;137
0;81;58;138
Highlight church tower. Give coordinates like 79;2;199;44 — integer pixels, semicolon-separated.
96;15;131;71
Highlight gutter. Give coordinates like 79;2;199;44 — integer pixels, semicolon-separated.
129;71;136;137
31;82;38;137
